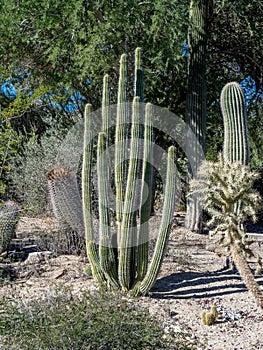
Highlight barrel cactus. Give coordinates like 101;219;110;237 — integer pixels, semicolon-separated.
0;200;19;254
48;166;84;235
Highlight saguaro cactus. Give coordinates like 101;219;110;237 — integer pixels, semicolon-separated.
218;82;263;310
0;200;19;254
220;81;250;165
185;0;210;232
220;81;250;219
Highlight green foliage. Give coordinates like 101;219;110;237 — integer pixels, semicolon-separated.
0;0;187;111
249;104;263;172
0;0;262;174
210;0;262;90
0;85;51;120
9;114;72;215
0;289;188;350
0;124;23;200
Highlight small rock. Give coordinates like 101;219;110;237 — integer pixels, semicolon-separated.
24;251;52;264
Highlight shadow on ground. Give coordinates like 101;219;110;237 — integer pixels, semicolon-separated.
151;268;263;300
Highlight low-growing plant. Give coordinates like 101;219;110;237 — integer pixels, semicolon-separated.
36;227;85;256
201;304;218;326
0;288;195;350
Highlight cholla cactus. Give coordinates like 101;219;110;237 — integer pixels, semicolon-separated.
190;154;263;310
0;201;19;254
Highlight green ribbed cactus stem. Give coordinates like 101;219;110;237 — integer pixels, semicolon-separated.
220;82;250;165
132;146;178;296
86;241;106;288
201;308;217;326
134;47;144;101
137;103;153;280
185;0;209;232
82;104;95;242
83;104;105;286
115;54;129;230
48;166;84;235
102;74;111;144
0;201;19;254
97;132;119;289
52;48;178;296
201;311;207;325
205;313;215;326
211;305;218;319
118;96;140;291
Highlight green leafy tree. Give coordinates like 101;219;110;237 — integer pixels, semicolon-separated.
0;0;187;110
0;0;262;215
0;123;23;201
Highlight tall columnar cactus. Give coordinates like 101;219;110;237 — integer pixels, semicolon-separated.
220;82;250;219
81;49;178;295
0;201;19;254
220;82;250;165
48;48;178;295
185;0;209;232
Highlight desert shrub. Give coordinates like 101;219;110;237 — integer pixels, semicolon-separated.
9;114;72;216
36;227;86;256
0;288;195;350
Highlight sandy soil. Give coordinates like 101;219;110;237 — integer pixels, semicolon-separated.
0;216;263;350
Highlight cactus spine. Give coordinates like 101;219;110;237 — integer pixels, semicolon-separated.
0;201;19;254
81;49;178;296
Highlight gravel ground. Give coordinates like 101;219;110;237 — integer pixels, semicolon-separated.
0;217;263;350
